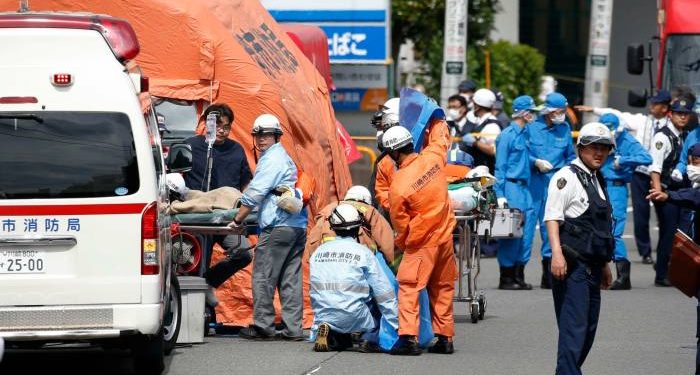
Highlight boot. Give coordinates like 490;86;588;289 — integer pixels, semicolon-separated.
610;260;631;290
427;335;454;354
498;266;521;290
390;335;422;356
515;264;533;290
540;258;552;289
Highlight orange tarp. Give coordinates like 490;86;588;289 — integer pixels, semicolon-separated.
1;0;352;327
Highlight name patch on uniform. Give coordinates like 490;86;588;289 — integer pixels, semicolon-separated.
557;178;567;190
655;141;663;150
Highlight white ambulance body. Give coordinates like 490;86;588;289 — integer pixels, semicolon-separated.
0;12;176;373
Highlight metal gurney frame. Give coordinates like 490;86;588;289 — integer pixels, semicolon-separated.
169;209;258;276
453;211;487;324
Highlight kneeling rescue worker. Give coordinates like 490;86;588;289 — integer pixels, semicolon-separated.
310;204;399;353
382;118;457;355
545;122;615;375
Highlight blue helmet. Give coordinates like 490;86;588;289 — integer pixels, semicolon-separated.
599;113;620;131
512;95;536;112
540;92;568;114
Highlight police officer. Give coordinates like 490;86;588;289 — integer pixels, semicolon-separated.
575;90;672;264
494;95;537;290
598;113;652;290
545;122;615;375
459;88;502;172
526;92;576;289
648;98;692;287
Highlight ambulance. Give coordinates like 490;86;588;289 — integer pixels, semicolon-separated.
0;12;184;374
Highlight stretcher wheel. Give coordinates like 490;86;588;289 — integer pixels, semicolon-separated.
470;303;479;324
478;295;486;320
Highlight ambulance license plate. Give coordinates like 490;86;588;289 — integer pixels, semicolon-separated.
0;250;46;273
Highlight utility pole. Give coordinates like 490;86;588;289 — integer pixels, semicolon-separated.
583;0;614;122
440;0;468;106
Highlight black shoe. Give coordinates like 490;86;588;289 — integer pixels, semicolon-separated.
610;260;631;290
239;325;274;340
313;323;332;352
358;340;382;353
277;332;305;341
655;278;672;287
642;256;654;265
515;264;533;290
540;258;552;289
427;335;454;354
390;335;422;356
498;266;521;290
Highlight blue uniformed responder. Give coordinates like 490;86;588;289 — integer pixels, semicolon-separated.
545;122;615;375
493;95;537;290
310;204;398;353
526;92;576;289
648;98;692;287
598;113;652;290
575;90;672;264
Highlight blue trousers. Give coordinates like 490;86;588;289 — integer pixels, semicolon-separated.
498;180;533;267
654;200;682;282
524;172;553;262
630;173;652;257
606;183;629;262
553;261;602;375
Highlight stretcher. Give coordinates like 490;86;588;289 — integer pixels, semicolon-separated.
169;209;258;275
451;182;497;324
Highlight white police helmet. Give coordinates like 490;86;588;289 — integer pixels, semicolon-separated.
472;88;496;109
577;122;615;149
344;186;372;205
382;97;400;116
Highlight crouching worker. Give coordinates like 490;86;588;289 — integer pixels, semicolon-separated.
310;204;399;353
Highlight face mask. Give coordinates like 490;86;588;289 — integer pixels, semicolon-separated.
447;108;462;121
688;165;700;183
551;112;566;124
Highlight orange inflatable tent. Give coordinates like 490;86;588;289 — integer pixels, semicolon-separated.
0;0;352;327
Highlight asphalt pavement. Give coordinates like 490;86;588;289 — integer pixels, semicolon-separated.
1;209;696;375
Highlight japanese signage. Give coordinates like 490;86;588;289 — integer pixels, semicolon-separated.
440;0;468;105
262;0;390;64
1;217;81;233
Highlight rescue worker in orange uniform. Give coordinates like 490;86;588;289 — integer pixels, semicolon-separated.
306;185;395;264
383;120;457;355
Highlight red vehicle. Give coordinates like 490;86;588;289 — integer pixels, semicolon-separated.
627;0;700;106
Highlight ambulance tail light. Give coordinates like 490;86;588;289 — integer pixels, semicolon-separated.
52;73;73;87
0;13;140;63
141;202;160;275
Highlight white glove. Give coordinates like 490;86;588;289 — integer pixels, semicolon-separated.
671;169;684;182
497;197;508;208
534;159;554;173
613;155;621;170
461;133;477;147
275;185;303;214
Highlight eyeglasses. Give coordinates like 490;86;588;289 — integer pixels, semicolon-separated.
216;125;231;132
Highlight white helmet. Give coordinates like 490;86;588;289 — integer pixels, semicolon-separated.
166;173;189;200
577;122;615;149
344;186;372;205
382;112;400;129
252;114;283;136
472;88;496;109
381;126;413;151
329;203;363;231
466;165;496;188
382;97;400;116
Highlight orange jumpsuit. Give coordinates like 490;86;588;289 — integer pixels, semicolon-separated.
374;157;395;212
389;119;457;338
305;200;396;263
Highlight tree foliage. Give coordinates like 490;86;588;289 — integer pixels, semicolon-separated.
392;0;545;112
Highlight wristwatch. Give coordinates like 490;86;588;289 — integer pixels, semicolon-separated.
233;217;242;226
